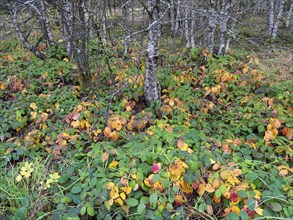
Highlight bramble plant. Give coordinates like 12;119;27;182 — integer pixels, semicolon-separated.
0;38;292;220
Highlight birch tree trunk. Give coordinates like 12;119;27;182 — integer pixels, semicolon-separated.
88;0;94;39
268;0;275;35
62;0;74;57
272;0;285;37
207;0;217;53
73;0;92;91
184;0;190;48
199;0;206;47
122;0;129;56
7;2;46;60
286;0;293;28
170;0;176;34
39;0;54;44
175;0;181;35
225;20;235;54
218;1;230;55
144;0;161;104
190;7;195;48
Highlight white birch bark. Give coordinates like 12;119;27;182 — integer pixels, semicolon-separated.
184;0;190;48
190;7;195;48
144;0;161;103
40;0;54;44
268;0;275;35
122;0;128;56
170;0;176;33
218;1;230;55
199;0;205;47
225;20;235;54
88;0;94;39
175;0;181;35
286;0;293;28
7;2;46;60
63;0;74;57
207;0;217;53
272;0;285;37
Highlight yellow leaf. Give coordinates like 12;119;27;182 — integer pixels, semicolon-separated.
120;192;126;200
109;161;119;168
62;133;71;140
255;207;263;216
110;186;119;199
115;198;123;206
227;175;240;186
231;206;241;215
31;111;37;119
110;131;120;141
30;103;37;110
205;184;215;193
111;120;122;131
242;67;249;74
104;200;111;211
106;182;115;189
177;139;188;151
220;170;230;180
121;186;132;194
169;99;175;107
198;184;206;196
71;120;80;128
16;175;22;182
253;190;262;200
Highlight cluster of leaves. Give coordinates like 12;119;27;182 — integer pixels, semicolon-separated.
0;38;292;220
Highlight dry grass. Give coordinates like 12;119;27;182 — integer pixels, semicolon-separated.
257;48;293;82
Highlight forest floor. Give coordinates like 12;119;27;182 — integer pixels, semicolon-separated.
0;32;292;220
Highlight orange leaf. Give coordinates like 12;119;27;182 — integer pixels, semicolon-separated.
205;184;215;193
212;163;220;170
101;151;109;162
110;131;120;141
104;126;112;138
198;184;205;196
279;169;288;176
111;120;122;131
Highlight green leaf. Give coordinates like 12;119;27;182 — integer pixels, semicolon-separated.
80;206;86;215
152;174;160;183
237;190;248;199
137;203;145;215
247;198;255;211
215;189;221;198
150;193;158;205
87;206;95;216
240;210;249;220
246;172;258;182
172;185;180;193
71;184;82;194
257;125;265;133
127;198;139;207
270;202;282;212
226;212;239;220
